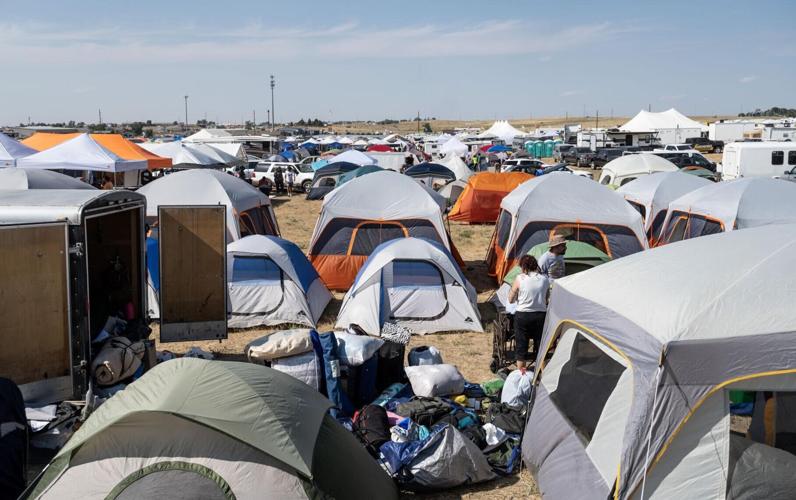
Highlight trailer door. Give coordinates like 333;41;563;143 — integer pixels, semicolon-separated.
0;223;72;402
158;206;227;342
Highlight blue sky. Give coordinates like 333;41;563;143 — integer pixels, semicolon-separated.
1;0;793;125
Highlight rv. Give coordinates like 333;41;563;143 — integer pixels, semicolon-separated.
721;142;796;180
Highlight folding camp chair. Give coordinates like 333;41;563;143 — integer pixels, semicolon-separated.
490;310;516;373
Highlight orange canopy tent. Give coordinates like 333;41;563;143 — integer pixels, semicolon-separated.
448;172;533;223
22;133;171;169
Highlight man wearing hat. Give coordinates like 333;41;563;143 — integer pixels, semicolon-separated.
539;234;567;279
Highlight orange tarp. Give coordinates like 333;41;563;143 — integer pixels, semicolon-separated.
22;133;171;169
448;172;533;223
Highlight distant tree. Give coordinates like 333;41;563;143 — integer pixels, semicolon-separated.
130;122;144;136
144;129;154;139
146;120;152;125
245;120;254;130
67;120;76;128
422;122;433;133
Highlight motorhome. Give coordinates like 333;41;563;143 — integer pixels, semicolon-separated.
721;141;796;180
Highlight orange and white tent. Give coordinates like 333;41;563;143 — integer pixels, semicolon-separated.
23;133;171;169
448;172;533;223
307;170;455;291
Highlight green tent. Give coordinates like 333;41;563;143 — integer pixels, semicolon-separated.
338;165;383;186
503;240;611;285
26;358;397;500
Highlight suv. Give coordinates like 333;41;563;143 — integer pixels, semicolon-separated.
553;144;574;162
653;151;717;172
502;158;545;173
252;162;315;192
685;137;724;154
569;147;593;166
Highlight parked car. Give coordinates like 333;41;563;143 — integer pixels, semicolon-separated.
574;148;597;167
653;151;717;172
502;158;545;173
685;137;724;154
252;162;315;191
553;144;574;162
589;148;625;169
657;144;699;153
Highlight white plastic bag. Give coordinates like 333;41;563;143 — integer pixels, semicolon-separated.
500;369;533;408
405;364;465;397
335;331;384;366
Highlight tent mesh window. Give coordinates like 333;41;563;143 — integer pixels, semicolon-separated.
232;255;283;285
548;334;625;443
511;221;644;260
664;211;723;243
495;210;513;250
108;461;235;500
648;210;668;242
311;218;443;256
240;207;277;237
627;200;646;220
384;259;448;321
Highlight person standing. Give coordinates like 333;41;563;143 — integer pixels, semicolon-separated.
508;255;550;371
538;234;567;279
285;167;296;197
101;173;114;190
273;166;284;194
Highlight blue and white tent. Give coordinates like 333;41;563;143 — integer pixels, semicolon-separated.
0;132;37;167
335;237;482;335
227;235;331;328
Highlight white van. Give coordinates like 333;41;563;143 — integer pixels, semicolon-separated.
721;142;796;180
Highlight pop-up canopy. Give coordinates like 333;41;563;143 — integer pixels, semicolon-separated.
17;134;147;173
22;133;171;169
0;132;37;167
140;141;224;168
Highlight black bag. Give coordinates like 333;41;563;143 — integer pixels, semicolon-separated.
461;424;488;450
0;378;27;500
395;397;451;427
353;405;390;457
487;402;526;434
375;340;406;393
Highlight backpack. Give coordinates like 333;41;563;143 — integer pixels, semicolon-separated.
395;397;451;427
375;340;406;393
486;402;526;435
353;405;390;457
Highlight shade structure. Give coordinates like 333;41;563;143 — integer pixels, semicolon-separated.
439;137;467;157
326;149;376;166
523;224;796;500
227;235;331;328
448;172;533;224
0;132;37;166
598;153;678;187
336;237;482;335
659;177;796;245
22;133;171;169
137;169;278;241
488;172;647;282
621;108;708;133
308;170;452;291
617;171;712;242
0;167;95;190
478;120;527;142
140;141;224;168
441;154;473;181
26;358;398;500
17;134;147;173
404;162;455;190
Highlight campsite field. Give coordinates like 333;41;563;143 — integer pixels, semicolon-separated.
153;192;542;498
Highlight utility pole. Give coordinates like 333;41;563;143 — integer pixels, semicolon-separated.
417;111;420;133
267;109;270;129
184;95;189;129
269;75;275;131
252;109;256;131
98;109;102;125
596;110;599;129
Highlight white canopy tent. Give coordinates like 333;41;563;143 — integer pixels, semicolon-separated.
335;237;482;335
205;142;248;161
439;137;468;157
621;108;708;144
327;149;377;166
659;177;796;243
598;153;679;187
617;171;712;239
441;154;473;181
140;141;222;167
184;128;233;141
17;134;147;173
478;120;528;142
0;167;96;190
0;132;37;167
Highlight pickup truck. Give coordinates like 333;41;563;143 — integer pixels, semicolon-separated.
652;151;717;172
685;137;724;154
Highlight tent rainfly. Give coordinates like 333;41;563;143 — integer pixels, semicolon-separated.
598;153;678;187
448;172;534;224
488;172;647;281
523;224;796;500
227;235;332;328
659;177;796;244
336;238;482;335
617;171;712;242
25;358;398;500
17;134;147;173
0;132;37;166
308;170;452;291
0;167;96;190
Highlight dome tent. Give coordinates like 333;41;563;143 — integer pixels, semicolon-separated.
25;358;398;500
488;173;646;282
308;170;453;291
227;235;331;328
0;167;95;190
448;172;533;224
523;224;796;500
598;153;678;187
404;162;456;189
439;137;468;157
305;161;360;200
326;149;376;166
617;171;711;242
441;154;473;181
659;177;796;245
336;238;482;335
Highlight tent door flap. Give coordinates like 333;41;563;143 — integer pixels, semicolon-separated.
0;222;74;403
158;206;228;342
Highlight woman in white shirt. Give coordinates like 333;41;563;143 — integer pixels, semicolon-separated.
508;255;550;371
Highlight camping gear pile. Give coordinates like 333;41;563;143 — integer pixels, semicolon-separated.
244;326;529;491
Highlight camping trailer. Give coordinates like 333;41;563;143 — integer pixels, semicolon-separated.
721;142;796;180
0;190;147;403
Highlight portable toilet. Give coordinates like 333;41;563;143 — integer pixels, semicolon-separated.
524;141;534;155
543;140;554;158
533;141;545;158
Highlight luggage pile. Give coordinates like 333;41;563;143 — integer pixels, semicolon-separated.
246;326;531;491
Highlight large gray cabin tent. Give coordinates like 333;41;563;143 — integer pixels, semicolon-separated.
522;224;796;499
25;358;398;500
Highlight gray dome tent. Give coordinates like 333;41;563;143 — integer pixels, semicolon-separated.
25;358;398;500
